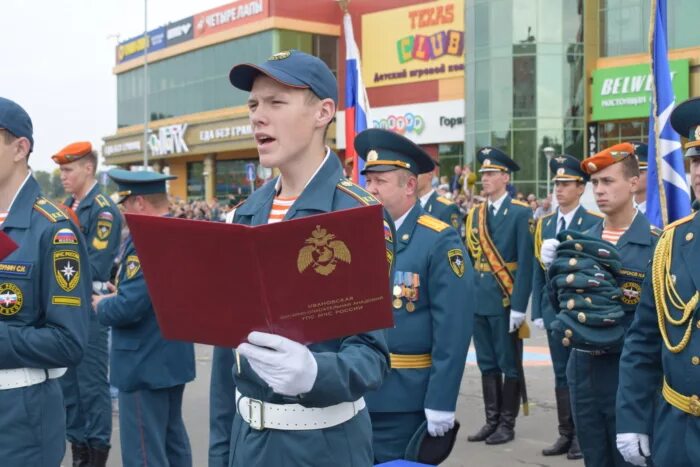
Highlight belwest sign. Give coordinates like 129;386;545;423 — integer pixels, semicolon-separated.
591;60;689;121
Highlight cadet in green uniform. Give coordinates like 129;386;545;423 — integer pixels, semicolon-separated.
616;97;700;466
53;141;122;467
465;147;534;445
542;143;659;467
208;50;395;467
417;169;462;231
358;128;473;463
0;97;91;466
532;154;601;459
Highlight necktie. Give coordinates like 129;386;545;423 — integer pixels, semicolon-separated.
558;217;566;233
491;205;497;217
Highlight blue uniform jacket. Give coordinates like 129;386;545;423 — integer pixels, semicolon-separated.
617;212;700;465
65;183;122;281
466;196;533;315
532;206;602;327
208;153;394;467
96;233;195;392
0;176;91;368
366;202;473;413
423;191;462;231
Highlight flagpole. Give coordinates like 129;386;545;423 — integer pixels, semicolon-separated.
648;0;669;226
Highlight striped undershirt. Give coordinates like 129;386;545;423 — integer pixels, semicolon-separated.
602;227;627;245
267;196;297;224
71;199;80;211
0;212;7;226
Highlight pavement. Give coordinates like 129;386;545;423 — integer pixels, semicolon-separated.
64;326;584;466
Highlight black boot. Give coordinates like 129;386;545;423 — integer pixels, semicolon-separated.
485;376;520;445
567;435;583;460
542;387;574;456
71;443;89;467
467;373;502;442
88;446;110;467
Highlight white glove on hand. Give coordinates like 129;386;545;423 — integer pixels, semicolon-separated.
616;433;650;466
533;318;545;330
540;238;560;267
509;310;526;333
237;331;318;397
424;409;455;437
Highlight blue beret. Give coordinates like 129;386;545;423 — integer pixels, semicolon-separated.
477;147;520;173
229;50;338;104
670;96;700;158
108;169;176;204
550;154;588;182
0;97;33;150
355;128;435;176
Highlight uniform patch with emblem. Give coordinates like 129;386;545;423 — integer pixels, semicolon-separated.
53;228;78;245
0;262;32;277
269;50;291;60
54;250;81;292
386;250;394;275
126;255;141;279
383;220;393;243
0;283;22;316
451;213;460;229
97;211;114;222
448;248;465;278
621;281;642;305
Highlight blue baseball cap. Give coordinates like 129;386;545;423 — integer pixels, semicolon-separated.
229;50;338;104
108;168;176;204
0;97;33;150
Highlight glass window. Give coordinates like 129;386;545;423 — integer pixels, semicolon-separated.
215;159;261;201
538;0;563;43
187;162;204;201
668;0;700;49
513;54;536;118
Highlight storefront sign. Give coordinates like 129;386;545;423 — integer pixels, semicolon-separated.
194;0;269;38
148;124;189;156
587;123;598;156
103;139;142;157
117;27;166;63
199;124;252;143
591;60;689;121
166;16;194;46
336;100;464;148
362;0;464;88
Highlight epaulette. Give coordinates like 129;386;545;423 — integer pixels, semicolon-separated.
664;211;696;231
417;215;449;232
33;197;68;223
95;193;111;208
336;179;379;206
436;196;455;206
650;225;663;237
511;199;529;208
586;209;605;218
541;211;556;220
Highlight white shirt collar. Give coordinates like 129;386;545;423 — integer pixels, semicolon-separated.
419;189;435;208
488;192;508;213
557;204;580;231
274;147;331;194
393;206;413;231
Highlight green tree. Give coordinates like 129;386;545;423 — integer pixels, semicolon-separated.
34;170;51;196
50;168;65;201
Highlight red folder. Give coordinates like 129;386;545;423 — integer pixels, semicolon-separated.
125;205;393;346
0;232;18;260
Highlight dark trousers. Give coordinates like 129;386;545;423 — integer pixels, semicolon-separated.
474;314;518;378
547;329;572;388
370;411;424;463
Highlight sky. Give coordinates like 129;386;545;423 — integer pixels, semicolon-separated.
1;0;225;173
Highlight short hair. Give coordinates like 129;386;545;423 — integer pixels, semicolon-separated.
142;193;170;208
620;154;640;179
78;151;98;174
0;130;16;145
304;90;333;142
396;168;415;188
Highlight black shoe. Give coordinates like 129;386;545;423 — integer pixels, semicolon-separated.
542;435;572;456
567;435;583;460
88;446;110;467
71;443;90;467
542;387;575;456
467;373;502;442
485;376;520;445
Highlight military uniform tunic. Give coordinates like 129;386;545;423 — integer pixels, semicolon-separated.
0;175;91;466
423;191;462;232
208;153;394;467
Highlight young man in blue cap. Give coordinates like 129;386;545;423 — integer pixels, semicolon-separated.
208;50;395;467
616;96;700;466
357;128;473;463
532;154;602;459
92;169;195;467
542;143;659;467
0;97;92;466
465;147;533;445
53;141;122;467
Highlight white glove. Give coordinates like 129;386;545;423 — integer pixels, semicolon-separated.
237;332;318;397
509;310;526;333
424;409;455;437
540;238;560;267
533;318;545;330
616;433;650;466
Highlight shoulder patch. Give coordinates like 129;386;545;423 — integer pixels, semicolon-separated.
94;193;111;208
650;225;663;237
542;211;556;220
664;212;696;231
511;199;530;208
436;196;455;206
586;210;605;218
336;179;379;206
34;197;68;223
417;215;449;232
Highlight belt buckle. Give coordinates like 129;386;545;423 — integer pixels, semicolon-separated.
248;398;264;430
689;395;700;417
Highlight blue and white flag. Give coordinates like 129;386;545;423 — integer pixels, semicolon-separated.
647;0;691;226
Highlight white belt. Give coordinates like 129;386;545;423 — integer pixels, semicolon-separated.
0;368;67;391
235;389;365;431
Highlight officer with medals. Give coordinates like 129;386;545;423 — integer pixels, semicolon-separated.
92;170;195;467
357;128;473;464
208;50;395;467
0;97;91;466
541;142;659;467
465;147;534;445
631;142;648;216
53;142;122;466
416;166;462;231
532;154;601;459
616;97;700;466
